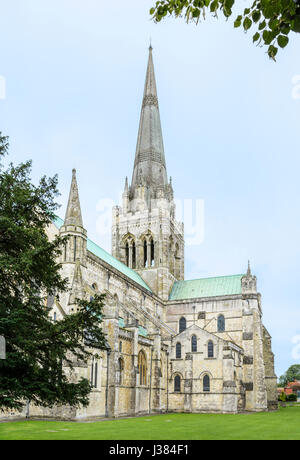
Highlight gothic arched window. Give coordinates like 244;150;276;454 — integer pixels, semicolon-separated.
118;358;124;385
174;375;181;392
74;235;77;261
203;375;210;392
143;240;147;268
179;317;186;333
208;340;214;358
90;357;99;388
138;351;147;385
125;242;129;267
150;238;155;267
217;315;225;332
132;241;136;269
176;342;181;359
175;243;180;278
191;335;197;352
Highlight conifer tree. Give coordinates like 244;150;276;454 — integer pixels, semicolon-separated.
0;133;106;412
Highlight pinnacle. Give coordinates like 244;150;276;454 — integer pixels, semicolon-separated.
64;169;83;227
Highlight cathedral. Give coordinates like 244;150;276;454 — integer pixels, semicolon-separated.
31;46;277;419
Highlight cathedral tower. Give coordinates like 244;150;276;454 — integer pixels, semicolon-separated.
112;47;184;300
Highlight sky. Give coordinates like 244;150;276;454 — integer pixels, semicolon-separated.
0;0;300;378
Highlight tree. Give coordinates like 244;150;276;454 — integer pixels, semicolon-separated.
0;133;107;412
150;0;300;60
279;364;300;386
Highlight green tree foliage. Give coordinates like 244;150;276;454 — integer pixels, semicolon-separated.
0;134;107;412
150;0;300;60
279;364;300;386
278;391;287;402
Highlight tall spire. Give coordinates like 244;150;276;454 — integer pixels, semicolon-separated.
131;46;168;196
64;169;83;227
247;260;251;276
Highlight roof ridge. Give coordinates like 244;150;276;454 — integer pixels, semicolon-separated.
175;274;244;283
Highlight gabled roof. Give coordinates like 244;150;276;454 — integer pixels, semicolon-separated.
53;216;152;293
169;274;244;301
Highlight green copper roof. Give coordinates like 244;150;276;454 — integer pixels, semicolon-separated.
119;317;125;328
169;275;244;301
119;318;148;337
53;216;151;293
138;326;148;337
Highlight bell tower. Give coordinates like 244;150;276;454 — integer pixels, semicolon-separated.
112;47;184;300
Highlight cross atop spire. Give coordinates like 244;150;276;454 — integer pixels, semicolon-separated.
64;169;83;227
130;46;168;197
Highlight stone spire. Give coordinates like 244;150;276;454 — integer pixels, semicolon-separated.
64;169;83;227
247;260;251;276
131;46;168;197
60;169;87;266
242;260;257;294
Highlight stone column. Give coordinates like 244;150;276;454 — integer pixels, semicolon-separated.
147;242;151;269
126;320;139;416
242;308;255;410
252;309;268;411
129;244;133;269
184;353;193;413
103;298;119;418
222;346;238;413
151;331;162;413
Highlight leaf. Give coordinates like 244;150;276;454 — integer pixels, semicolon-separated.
252;10;261;23
243;17;253;31
277;34;289;48
253;32;260;42
234;15;242;28
268;45;278;60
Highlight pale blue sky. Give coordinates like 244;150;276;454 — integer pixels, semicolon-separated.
1;0;300;378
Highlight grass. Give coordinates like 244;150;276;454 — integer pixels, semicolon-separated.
1;406;300;440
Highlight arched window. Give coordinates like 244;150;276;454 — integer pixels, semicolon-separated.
175;243;180;278
74;235;77;261
125;242;129;267
118;358;124;385
138;351;147;385
191;335;197;352
132;241;136;269
174;375;181;392
179;317;186;333
143;240;147;268
150;238;155;267
217;315;225;332
208;341;214;358
90;357;99;388
203;375;210;392
176;342;181;359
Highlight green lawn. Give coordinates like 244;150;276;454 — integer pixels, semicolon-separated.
1;406;300;440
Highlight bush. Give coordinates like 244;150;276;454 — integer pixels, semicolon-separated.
278;392;287;402
287;394;297;402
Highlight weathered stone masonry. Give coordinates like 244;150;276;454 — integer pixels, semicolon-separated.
4;47;277;420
